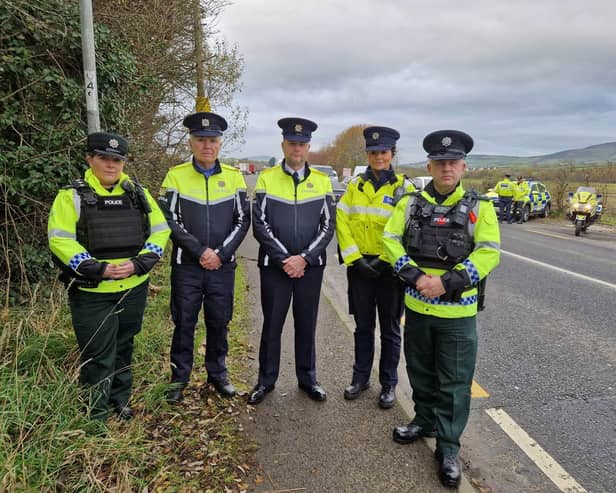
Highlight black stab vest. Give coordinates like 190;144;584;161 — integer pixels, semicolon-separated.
403;192;477;269
73;179;149;260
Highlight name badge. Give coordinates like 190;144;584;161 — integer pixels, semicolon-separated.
383;196;394;205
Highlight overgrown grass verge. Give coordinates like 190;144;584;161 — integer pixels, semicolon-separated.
0;260;254;492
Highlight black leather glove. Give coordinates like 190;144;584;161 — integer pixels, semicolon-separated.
352;257;380;279
367;257;389;274
440;270;471;302
397;264;423;288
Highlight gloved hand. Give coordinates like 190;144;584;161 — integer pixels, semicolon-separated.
397;264;423;288
367;257;389;274
352;257;380;279
439;270;470;302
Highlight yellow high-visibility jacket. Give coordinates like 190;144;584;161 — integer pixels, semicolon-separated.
383;183;500;318
336;171;414;266
494;178;515;197
48;169;170;293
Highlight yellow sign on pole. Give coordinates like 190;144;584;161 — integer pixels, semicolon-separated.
196;96;211;112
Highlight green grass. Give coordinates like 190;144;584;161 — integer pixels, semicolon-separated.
0;260;253;492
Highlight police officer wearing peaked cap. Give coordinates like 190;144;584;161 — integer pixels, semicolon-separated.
159;111;250;403
248;117;336;405
183;111;228;136
48;132;170;422
336;126;414;409
383;129;500;487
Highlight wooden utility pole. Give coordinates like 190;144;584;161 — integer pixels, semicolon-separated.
193;0;210;112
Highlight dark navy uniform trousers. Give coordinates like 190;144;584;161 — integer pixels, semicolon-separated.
257;265;324;388
170;263;235;383
347;262;403;386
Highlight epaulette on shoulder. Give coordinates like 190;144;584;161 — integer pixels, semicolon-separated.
261;166;274;174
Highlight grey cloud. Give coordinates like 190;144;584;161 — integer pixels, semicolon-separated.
218;0;616;161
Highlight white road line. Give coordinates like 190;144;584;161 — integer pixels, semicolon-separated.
486;408;587;493
502;249;616;291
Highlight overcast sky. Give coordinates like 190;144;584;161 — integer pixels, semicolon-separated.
217;0;616;163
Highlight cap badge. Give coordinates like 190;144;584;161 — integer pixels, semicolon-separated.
372;132;379;140
109;139;119;149
441;136;452;147
202;118;210;127
294;124;303;132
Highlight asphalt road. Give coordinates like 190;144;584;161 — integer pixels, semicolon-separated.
240;173;615;492
466;219;616;493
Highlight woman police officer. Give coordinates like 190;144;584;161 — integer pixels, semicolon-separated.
48;132;170;421
335;126;414;408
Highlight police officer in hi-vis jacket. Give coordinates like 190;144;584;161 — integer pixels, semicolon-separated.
48;132;170;421
247;117;336;405
159;112;250;403
383;130;500;488
336;126;414;409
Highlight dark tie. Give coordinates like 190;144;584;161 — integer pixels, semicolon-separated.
292;171;299;184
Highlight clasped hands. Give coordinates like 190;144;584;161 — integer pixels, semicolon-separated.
199;248;222;270
282;255;307;278
103;261;136;280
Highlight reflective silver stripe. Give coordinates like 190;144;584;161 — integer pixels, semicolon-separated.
73;189;81;221
176;247;183;264
383;231;401;241
340;245;359;258
337;201;351;213
150;222;170;234
264;195;325;206
475;241;500;250
306;198;330;252
344;205;392;218
222;190;245;247
263;254;269;266
177;193;235;206
260;195;289;254
169;190;179;221
48;229;76;240
207;195;236;206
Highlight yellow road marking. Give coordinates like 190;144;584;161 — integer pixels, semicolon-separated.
471;380;490;398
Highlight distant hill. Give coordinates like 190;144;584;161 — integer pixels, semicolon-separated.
405;141;616;168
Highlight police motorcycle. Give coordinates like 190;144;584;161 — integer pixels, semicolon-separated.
566;186;603;236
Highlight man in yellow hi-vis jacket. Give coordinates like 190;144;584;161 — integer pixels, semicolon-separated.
247;117;335;406
383;130;500;488
48;132;170;421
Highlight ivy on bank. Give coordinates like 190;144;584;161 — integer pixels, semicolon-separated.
0;0;156;302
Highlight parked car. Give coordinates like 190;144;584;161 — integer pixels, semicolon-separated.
330;177;346;203
411;176;432;191
311;165;339;181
